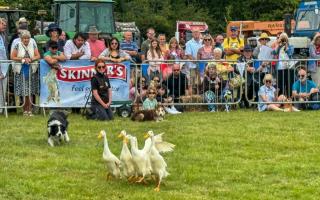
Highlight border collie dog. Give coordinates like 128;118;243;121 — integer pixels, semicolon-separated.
131;105;166;122
47;111;70;147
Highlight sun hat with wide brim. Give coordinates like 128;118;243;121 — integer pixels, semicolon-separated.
15;17;30;28
258;32;270;41
45;23;62;37
87;26;101;34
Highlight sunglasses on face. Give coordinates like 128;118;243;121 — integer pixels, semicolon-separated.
265;80;272;83
149;92;156;95
299;75;305;78
51;46;58;50
97;65;106;69
173;69;180;72
204;39;211;41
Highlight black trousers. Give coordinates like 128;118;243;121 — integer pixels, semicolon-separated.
90;103;113;121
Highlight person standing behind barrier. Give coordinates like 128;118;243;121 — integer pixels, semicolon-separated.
197;34;214;60
273;32;295;96
142;87;158;110
237;45;257;108
292;68;319;109
45;23;65;52
158;34;169;56
141;27;156;61
223;26;244;62
87;26;106;61
214;48;233;89
0;18;8;113
99;37;131;63
308;33;320;85
120;31;140;63
64;32;91;60
185;28;203;89
166;37;185;61
163;63;191;112
11;30;40;116
44;41;66;69
88;59;113;120
146;39;163;80
203;62;221;112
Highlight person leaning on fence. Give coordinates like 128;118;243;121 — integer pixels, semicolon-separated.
292;68;319;110
120;31;140;63
99;37;131;63
202;62;221;112
258;74;299;112
64;32;91;60
308;33;320;85
88;59;113;121
11;30;40;116
87;26;106;62
44;40;66;69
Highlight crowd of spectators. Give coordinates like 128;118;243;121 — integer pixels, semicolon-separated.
1;17;320;118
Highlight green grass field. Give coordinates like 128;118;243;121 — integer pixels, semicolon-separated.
1;111;320;200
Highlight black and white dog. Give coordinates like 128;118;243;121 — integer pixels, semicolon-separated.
47;111;70;147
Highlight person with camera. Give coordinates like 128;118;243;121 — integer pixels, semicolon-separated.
273;32;295;96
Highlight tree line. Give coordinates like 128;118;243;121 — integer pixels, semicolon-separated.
0;0;300;37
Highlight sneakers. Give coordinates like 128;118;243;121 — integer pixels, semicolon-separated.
165;106;181;114
210;109;216;112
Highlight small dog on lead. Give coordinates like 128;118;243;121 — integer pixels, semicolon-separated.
47;110;70;147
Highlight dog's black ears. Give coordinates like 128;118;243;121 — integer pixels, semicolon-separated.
49;109;70;116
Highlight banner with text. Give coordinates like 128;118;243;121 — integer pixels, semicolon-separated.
40;60;130;107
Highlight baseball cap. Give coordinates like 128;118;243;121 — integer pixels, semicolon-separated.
243;45;253;52
230;26;238;31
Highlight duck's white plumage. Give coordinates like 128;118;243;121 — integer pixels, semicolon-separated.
145;130;172;191
118;130;136;179
98;130;121;179
127;134;152;182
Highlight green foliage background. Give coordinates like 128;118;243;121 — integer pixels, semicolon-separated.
0;0;300;37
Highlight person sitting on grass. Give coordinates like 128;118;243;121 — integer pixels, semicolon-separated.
292;68;319;110
143;87;158;110
258;74;299;112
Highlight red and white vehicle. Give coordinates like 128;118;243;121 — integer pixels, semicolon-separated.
175;21;209;44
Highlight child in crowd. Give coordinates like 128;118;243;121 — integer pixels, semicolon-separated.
143;87;158;110
156;85;181;114
44;40;66;69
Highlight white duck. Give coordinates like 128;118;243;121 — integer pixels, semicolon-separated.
127;134;152;183
118;130;136;181
98;130;121;180
145;130;171;192
144;130;175;153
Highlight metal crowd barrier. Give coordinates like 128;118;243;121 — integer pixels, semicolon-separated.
2;58;320;118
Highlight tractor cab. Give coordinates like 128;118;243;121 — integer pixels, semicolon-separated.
0;6;33;39
53;0;116;38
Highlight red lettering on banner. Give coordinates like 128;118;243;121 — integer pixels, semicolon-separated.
56;63;127;82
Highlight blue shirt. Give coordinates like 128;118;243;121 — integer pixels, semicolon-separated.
258;85;276;111
185;38;203;69
120;40;138;52
292;79;317;93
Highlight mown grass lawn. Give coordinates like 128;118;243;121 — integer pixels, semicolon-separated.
1;110;320;200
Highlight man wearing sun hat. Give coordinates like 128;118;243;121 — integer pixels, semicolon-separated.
87;26;105;61
223;26;244;61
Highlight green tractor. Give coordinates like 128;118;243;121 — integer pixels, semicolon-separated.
35;0;117;48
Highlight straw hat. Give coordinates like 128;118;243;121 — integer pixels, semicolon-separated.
258;32;270;41
87;26;101;34
15;17;29;29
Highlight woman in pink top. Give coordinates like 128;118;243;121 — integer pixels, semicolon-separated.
197;34;214;60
